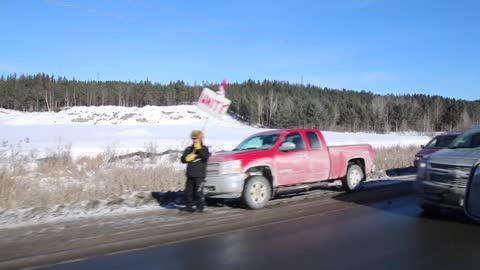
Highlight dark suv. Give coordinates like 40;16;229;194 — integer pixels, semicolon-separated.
413;133;460;167
415;126;480;213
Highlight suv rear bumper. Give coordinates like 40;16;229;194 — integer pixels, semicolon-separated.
204;173;247;198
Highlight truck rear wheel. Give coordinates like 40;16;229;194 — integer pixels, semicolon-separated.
242;176;271;209
342;163;364;192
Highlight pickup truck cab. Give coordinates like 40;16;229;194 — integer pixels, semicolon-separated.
205;128;375;209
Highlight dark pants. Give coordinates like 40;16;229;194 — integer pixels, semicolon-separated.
184;177;205;210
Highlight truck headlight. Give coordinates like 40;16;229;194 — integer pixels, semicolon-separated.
417;161;427;178
219;160;242;175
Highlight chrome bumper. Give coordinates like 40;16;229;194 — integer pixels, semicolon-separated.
204;173;246;198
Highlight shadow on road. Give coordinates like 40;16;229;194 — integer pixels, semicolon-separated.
385;166;417;177
152;167;451;221
331;180;477;226
151;191;185;209
151;191;246;209
150;167;419;211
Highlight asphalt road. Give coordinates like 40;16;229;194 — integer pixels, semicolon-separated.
0;177;410;270
36;188;480;270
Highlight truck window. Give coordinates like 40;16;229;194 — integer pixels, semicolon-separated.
233;133;280;151
281;132;305;150
306;131;322;149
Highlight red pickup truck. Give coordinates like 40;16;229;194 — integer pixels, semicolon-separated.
204;128;375;209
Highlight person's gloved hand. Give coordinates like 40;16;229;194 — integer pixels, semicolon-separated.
185;153;197;162
194;142;202;150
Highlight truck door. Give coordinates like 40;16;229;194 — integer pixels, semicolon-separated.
275;132;310;186
306;131;330;181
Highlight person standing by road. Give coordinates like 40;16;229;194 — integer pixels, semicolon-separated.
180;130;210;213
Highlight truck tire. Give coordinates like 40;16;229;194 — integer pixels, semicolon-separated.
242;176;271;209
342;163;364;192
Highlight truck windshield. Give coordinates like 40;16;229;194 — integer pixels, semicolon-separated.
449;129;480;149
233;133;280;151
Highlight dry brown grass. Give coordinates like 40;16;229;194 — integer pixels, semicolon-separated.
0;144;420;209
373;144;419;171
0;152;185;209
0;161;32;209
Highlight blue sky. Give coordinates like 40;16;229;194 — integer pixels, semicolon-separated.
1;0;478;101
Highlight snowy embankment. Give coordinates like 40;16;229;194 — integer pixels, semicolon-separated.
0;105;429;228
0;105;430;158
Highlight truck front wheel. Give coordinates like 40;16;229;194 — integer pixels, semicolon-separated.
342;163;364;192
242;176;271;209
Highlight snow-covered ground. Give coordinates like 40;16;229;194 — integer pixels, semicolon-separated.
0;105;429;228
0;105;430;158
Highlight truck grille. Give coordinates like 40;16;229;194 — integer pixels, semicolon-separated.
430;163;470;171
427;163;471;189
206;163;220;177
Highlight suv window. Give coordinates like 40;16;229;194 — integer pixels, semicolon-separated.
281;132;305;150
425;135;457;148
450;129;480;149
306;131;321;149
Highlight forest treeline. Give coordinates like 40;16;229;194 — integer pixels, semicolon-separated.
1;73;479;133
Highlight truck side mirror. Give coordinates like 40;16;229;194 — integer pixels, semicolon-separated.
279;142;295;152
464;162;480;221
420;145;425;149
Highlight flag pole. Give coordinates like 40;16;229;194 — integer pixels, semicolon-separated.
201;116;209;131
